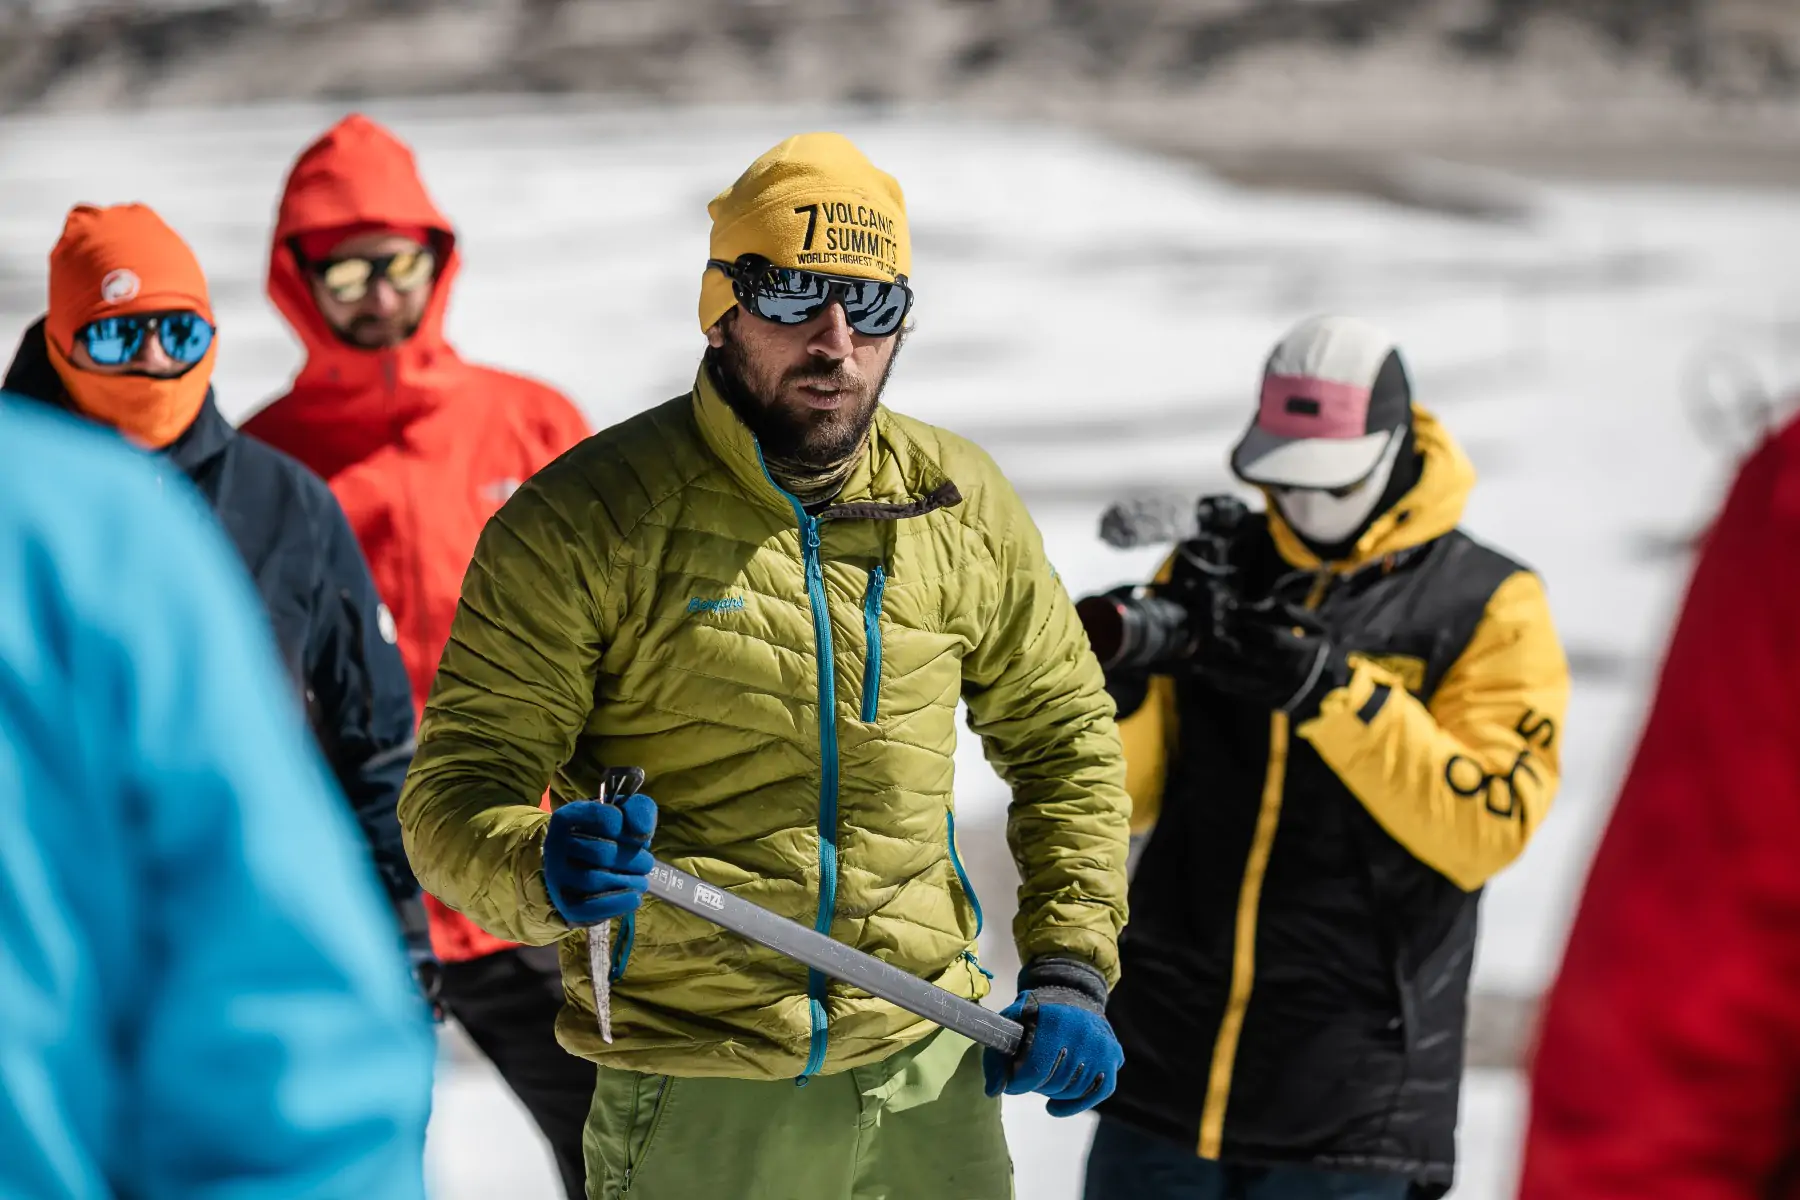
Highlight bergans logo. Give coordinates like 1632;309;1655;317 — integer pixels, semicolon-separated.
100;269;140;303
688;596;746;615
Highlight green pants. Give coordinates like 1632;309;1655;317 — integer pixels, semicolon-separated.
582;1030;1014;1199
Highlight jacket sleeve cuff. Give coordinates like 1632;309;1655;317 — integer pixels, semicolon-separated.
519;821;576;943
1019;955;1110;1015
1299;655;1407;734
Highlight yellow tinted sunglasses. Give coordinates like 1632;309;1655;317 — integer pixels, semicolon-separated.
311;247;437;304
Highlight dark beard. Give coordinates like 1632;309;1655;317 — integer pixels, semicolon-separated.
342;313;420;349
704;325;901;467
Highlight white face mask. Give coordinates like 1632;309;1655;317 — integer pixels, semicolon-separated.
1272;432;1406;549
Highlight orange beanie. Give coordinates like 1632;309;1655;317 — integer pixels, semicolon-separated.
47;204;217;449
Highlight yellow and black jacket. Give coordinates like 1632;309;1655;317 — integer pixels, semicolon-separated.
1102;410;1568;1191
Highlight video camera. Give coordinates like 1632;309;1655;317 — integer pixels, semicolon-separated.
1074;494;1251;675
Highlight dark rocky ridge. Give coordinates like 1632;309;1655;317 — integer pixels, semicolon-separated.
3;1;1798;185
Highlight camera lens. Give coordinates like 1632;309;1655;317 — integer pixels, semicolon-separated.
1076;594;1130;668
1076;591;1191;673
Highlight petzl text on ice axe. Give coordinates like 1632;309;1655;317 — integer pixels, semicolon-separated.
584;766;1023;1056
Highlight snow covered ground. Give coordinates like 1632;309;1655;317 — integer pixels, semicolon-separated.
3;96;1798;1198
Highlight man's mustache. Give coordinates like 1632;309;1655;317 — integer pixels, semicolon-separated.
347;314;413;347
781;357;856;390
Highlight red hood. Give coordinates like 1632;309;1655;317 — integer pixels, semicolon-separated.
267;114;463;403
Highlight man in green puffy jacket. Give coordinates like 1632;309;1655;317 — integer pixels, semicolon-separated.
399;132;1131;1199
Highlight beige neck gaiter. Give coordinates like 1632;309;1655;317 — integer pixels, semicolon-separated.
764;428;870;509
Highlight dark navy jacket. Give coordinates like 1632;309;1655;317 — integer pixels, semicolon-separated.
5;319;419;905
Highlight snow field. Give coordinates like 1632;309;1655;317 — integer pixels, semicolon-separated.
3;96;1796;1197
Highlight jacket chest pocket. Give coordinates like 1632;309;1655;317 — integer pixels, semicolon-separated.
842;568;964;729
1329;597;1441;700
859;565;886;722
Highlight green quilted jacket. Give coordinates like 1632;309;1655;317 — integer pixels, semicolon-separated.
398;369;1130;1080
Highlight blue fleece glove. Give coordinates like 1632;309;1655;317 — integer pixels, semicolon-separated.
542;794;657;926
982;956;1123;1117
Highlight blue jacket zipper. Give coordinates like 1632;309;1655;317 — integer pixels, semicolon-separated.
946;811;992;980
755;455;841;1084
798;515;840;1080
860;565;886;723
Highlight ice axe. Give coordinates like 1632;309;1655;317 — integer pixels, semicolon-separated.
583;766;640;1044
584;766;1023;1056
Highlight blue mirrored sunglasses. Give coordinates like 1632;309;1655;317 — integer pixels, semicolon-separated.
78;312;214;368
708;255;912;337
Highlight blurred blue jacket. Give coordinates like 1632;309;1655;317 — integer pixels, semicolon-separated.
0;396;435;1199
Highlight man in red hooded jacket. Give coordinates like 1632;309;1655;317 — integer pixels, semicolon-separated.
242;114;592;1199
1519;414;1800;1198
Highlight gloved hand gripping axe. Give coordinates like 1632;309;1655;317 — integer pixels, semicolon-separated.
583;766;1023;1056
584;765;646;1044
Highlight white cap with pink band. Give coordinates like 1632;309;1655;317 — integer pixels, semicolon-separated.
1231;315;1413;492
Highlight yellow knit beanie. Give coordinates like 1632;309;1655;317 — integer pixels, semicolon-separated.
699;132;912;333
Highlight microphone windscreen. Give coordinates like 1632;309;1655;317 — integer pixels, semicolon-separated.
1098;495;1199;549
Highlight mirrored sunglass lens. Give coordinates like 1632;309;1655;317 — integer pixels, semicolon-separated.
158;313;214;363
749;269;831;325
321;258;374;302
842;281;908;335
385;249;435;293
81;318;144;365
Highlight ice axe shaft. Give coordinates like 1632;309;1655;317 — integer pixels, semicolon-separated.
642;856;1023;1056
587;767;1023;1057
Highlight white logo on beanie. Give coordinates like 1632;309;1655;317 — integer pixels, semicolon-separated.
100;269;140;303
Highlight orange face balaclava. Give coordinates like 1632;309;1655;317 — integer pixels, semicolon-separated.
47;203;217;449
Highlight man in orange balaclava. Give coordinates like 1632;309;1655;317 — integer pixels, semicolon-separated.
2;202;429;1016
241;115;594;1200
39;202;218;450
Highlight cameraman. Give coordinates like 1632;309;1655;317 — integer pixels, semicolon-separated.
1082;316;1570;1200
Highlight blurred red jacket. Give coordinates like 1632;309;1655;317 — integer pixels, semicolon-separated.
243;115;589;964
1520;417;1800;1197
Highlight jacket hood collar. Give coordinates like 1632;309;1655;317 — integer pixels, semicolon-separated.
163;392;235;474
691;366;958;519
4;318;73;414
267;115;462;407
1267;407;1472;572
4;317;232;473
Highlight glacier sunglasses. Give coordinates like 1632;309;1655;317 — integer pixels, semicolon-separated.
708;254;912;337
77;311;214;368
301;245;438;305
